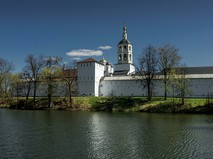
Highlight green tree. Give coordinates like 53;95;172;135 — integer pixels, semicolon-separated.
10;73;23;100
42;56;62;108
175;67;191;105
0;58;14;99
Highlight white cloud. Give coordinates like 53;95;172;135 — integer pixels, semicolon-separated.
72;57;81;61
66;49;103;57
98;46;112;50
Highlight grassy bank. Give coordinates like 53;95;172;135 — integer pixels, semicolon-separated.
89;97;213;113
0;97;213;113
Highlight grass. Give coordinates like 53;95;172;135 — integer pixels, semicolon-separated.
0;96;212;113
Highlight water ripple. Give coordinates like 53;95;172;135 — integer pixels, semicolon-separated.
1;110;213;159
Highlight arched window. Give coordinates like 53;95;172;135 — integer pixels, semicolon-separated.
124;54;127;60
119;54;122;60
119;46;122;51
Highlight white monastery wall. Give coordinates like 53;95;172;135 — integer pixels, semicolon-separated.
94;62;105;96
77;62;95;96
189;78;213;97
100;77;213;98
77;61;104;96
100;76;144;96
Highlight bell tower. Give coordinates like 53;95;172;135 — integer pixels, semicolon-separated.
117;25;133;64
113;25;135;76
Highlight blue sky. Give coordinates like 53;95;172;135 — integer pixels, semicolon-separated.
1;0;213;72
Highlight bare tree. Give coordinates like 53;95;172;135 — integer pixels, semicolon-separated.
137;45;158;100
158;44;182;100
23;54;44;102
62;61;78;108
42;56;62;108
20;72;33;102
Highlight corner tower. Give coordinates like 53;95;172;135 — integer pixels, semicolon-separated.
117;26;133;64
114;25;135;76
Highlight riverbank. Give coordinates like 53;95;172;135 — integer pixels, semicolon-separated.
1;97;213;113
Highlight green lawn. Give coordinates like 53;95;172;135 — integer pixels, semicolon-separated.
1;96;212;113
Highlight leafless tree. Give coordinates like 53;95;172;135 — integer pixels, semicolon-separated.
158;44;182;100
62;61;78;108
23;54;44;102
137;45;158;100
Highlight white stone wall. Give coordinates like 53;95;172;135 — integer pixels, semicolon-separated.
77;61;104;96
77;58;213;98
189;78;213;97
99;76;213;98
100;77;145;96
15;81;78;97
114;63;135;75
94;62;105;96
77;62;95;96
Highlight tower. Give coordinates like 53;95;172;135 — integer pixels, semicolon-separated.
113;25;135;75
117;25;133;64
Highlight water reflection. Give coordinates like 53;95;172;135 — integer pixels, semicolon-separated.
0;110;213;159
86;113;213;159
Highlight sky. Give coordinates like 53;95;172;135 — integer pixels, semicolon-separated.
0;0;213;72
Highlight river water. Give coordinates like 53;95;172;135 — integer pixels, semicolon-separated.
0;109;213;159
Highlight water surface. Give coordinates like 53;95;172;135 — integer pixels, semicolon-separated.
0;109;213;158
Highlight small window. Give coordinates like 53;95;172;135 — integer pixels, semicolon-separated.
124;54;127;60
124;45;127;49
119;46;122;51
119;54;122;60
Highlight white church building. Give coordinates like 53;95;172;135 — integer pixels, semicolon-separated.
77;26;213;98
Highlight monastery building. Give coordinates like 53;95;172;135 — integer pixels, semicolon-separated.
77;26;213;98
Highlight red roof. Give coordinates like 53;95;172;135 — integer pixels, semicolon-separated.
78;58;97;63
63;69;77;78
